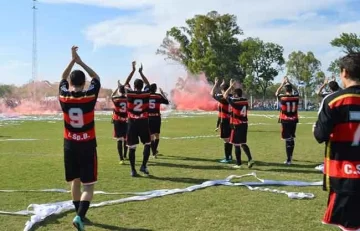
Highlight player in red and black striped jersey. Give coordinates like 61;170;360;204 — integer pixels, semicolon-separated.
59;46;100;230
275;77;299;165
223;79;254;169
148;84;170;157
111;80;128;164
211;77;233;163
314;53;360;231
123;62;152;177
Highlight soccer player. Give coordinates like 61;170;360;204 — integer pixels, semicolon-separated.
123;62;152;177
148;83;170;157
223;79;254;168
111;80;129;164
59;46;100;231
313;52;360;231
315;77;341;172
210;77;233;163
275;77;299;165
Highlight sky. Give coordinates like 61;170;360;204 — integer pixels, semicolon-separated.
0;0;360;90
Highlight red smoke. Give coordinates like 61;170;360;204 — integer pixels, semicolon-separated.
170;73;217;111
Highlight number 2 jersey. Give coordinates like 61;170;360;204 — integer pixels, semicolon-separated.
112;95;127;122
59;78;101;148
314;86;360;194
149;93;169;117
227;96;248;126
277;93;299;123
126;85;150;120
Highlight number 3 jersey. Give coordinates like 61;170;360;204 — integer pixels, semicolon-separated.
59;78;101;148
112;95;127;122
125;85;150;120
277;93;299;123
314;86;360;194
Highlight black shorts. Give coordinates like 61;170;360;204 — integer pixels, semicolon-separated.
281;122;297;140
113;120;127;138
220;120;231;139
127;118;151;146
230;124;248;145
322;191;360;230
64;146;97;185
149;116;161;134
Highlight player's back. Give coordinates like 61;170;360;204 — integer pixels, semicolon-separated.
229;97;248;125
149;93;169;117
112;95;127;122
126;88;150;120
321;86;360;193
213;93;230;120
278;93;299;123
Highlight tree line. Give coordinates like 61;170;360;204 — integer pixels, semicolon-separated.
157;11;360;99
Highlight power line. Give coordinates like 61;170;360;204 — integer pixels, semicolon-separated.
32;0;37;83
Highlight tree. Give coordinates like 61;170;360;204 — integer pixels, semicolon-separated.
0;84;14;98
328;33;360;76
157;11;244;82
286;51;322;95
239;37;284;99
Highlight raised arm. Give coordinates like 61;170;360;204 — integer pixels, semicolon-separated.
317;78;328;96
138;64;150;86
111;80;121;97
124;61;136;86
159;88;170;104
61;46;77;80
223;79;236;99
72;47;100;81
210;77;220;96
275;77;287;97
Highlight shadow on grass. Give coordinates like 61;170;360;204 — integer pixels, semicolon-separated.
148;175;210;184
29;211;152;231
159;155;222;164
151;161;229;171
0;135;11;138
259;168;321;174
249;130;278;133
255;161;318;169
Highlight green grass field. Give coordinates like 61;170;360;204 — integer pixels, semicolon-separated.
0;111;338;231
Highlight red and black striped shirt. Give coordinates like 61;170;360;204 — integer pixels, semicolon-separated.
226;96;248;126
126;85;150;120
149;93;169;117
112;95;127;122
277;93;299;123
59;78;101;148
314;86;360;194
213;93;231;122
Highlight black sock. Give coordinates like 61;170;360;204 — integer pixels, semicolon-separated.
129;148;136;171
142;145;151;167
151;140;156;155
117;141;124;160
225;142;232;160
123;141;128;158
235;146;241;165
154;139;160;152
77;201;90;218
73;201;80;213
241;144;252;161
286;140;295;162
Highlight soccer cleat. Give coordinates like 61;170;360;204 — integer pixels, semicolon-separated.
119;160;125;165
219;158;231;163
131;170;139;177
284;160;292;165
140;165;150;176
315;163;324;172
232;165;242;169
72;215;85;231
248;160;255;169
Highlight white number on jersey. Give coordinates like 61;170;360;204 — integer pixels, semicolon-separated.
285;102;297;113
240;106;247;116
133;99;143;112
149;99;156;109
68;108;84;128
119;102;126;113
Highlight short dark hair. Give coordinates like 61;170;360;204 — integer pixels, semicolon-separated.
70;70;86;87
234;88;243;97
149;83;157;93
328;81;340;92
339;52;360;81
284;84;292;93
119;85;125;94
134;79;144;90
220;83;230;92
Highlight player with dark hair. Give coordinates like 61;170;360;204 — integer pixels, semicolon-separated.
313;52;360;231
111;80;129;164
124;62;152;177
211;77;233;163
275;77;299;165
223;79;254;168
59;46;101;231
315;77;342;172
148;83;170;157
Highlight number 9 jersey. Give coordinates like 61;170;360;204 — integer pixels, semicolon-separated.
59;78;101;148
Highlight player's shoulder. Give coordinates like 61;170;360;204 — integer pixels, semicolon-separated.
323;89;344;104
